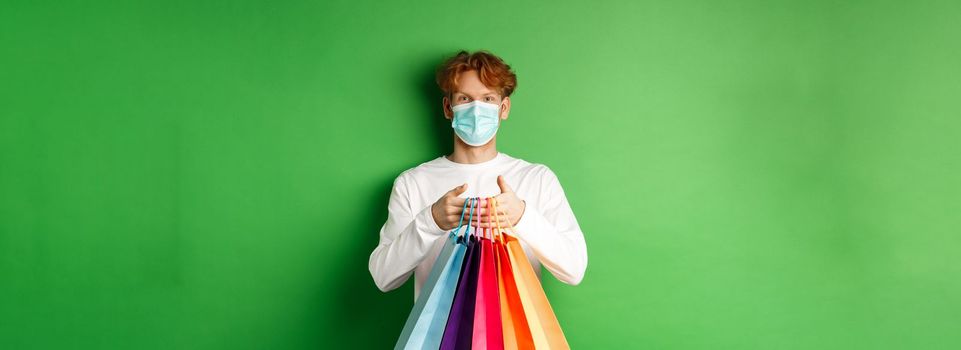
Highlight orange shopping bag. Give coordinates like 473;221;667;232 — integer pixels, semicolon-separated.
493;216;535;348
493;198;570;349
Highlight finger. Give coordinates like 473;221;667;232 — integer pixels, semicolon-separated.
449;196;467;208
481;217;510;225
473;208;507;216
474;221;511;228
473;223;510;230
497;175;514;193
447;205;470;215
477;197;499;209
450;183;468;197
477;218;511;226
474;208;509;217
447;215;462;225
476;211;508;218
474;215;511;224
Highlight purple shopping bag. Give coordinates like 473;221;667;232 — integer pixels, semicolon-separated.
440;233;481;349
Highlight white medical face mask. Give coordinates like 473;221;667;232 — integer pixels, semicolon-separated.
451;100;501;146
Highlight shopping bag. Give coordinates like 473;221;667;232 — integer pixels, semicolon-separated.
494;198;571;349
495;230;534;349
394;198;476;350
440;233;481;350
472;198;504;349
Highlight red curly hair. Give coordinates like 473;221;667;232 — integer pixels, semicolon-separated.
436;50;517;98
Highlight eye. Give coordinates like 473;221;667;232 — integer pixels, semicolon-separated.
484;96;494;102
458;96;468;101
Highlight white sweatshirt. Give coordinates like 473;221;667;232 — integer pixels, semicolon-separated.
368;152;588;300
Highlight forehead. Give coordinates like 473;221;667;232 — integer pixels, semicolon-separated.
452;70;497;96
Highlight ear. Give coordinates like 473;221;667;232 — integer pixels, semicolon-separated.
442;95;452;120
499;96;511;121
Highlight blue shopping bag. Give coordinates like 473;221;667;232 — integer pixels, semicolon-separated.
394;198;477;350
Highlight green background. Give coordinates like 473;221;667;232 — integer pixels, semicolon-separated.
2;0;959;348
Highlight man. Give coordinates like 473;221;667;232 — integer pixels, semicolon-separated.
368;50;588;300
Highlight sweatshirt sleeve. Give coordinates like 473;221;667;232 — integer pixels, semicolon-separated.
512;166;588;286
368;172;448;292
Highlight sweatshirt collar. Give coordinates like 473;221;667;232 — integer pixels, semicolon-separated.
440;152;508;168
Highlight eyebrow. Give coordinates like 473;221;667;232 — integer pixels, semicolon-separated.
454;92;497;97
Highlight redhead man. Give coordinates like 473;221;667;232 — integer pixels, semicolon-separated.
368;50;588;300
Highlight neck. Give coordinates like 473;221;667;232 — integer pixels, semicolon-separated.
447;136;498;164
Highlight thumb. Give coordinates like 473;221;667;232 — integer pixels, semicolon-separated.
451;183;468;196
497;175;513;193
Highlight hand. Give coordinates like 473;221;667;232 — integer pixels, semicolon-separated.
431;183;468;231
475;175;526;229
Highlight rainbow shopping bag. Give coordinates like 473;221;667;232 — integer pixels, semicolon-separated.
394;198;476;350
494;230;534;349
494;198;571;349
